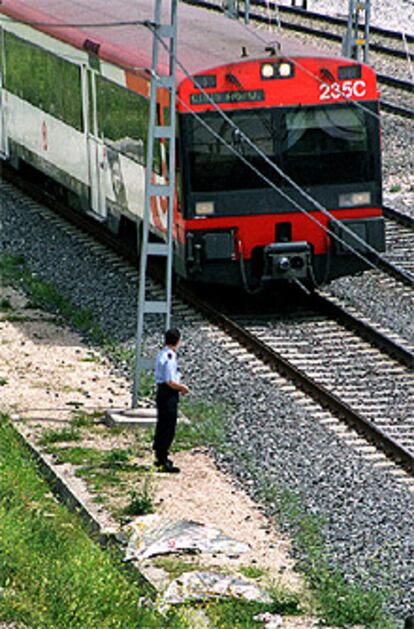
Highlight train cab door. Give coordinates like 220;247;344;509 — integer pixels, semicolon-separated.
0;30;9;159
82;66;107;221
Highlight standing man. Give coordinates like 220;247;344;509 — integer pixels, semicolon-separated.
153;328;189;473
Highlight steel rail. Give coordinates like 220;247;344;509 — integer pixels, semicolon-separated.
251;0;414;45
183;0;414;61
377;73;414;94
380;100;414;119
383;205;414;229
311;291;414;369
178;283;414;476
2;165;413;476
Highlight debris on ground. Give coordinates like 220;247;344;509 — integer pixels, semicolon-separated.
125;515;250;561
162;570;272;605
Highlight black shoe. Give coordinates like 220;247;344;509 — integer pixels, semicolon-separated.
154;459;180;474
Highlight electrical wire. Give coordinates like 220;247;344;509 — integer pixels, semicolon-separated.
0;17;153;28
151;24;398;277
175;91;381;274
1;6;410;282
237;15;384;123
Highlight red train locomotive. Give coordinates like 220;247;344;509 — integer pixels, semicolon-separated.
0;0;384;289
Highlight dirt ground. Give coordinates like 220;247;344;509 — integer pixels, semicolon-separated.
0;283;332;628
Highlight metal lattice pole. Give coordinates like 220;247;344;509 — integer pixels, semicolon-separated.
342;0;371;62
132;0;177;407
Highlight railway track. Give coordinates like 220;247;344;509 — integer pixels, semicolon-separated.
183;0;414;119
383;205;414;279
1;166;413;479
188;289;414;476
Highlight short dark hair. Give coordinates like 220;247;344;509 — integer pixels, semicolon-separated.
165;328;181;346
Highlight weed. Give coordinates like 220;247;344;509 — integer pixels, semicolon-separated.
103;449;131;467
38;427;82;445
79;352;100;363
75;466;121;490
253;477;394;628
71;410;103;429
0;377;8;386
198;585;300;627
0;297;13;310
173;399;227;451
239;566;265;580
123;475;155;516
389;184;401;193
0;253;106;344
46;446;105;466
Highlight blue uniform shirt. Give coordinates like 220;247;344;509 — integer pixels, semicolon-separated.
154;346;181;385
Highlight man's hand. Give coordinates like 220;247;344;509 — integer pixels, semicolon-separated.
180;384;190;395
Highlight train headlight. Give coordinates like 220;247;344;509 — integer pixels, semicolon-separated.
261;61;294;80
261;63;275;79
279;62;292;78
339;191;371;208
195;201;215;216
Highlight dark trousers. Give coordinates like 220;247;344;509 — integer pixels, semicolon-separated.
153;384;179;463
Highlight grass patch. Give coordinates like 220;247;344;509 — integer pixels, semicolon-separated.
0;413;186;628
239;566;265;580
153;557;205;580
0;254;106;343
123;475;155;517
46;446;107;466
79;352;100;363
255;482;396;628
0;297;13;310
38;427;82;445
389;184;401;193
75;466;125;491
195;585;301;628
70;409;103;429
172;399;227;451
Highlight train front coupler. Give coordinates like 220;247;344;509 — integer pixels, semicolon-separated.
263;241;312;288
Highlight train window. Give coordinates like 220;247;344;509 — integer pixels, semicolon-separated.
280;104;375;185
182;109;282;192
4;31;82;131
96;76;148;166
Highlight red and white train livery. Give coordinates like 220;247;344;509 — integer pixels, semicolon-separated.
0;0;384;289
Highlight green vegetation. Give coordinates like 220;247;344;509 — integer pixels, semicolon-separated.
193;587;300;628
389;184;402;193
0;297;13;310
0;414;186;628
70;409;103;429
255;483;396;628
239;566;266;580
39;427;82;445
0;254;105;343
123;475;155;517
0;377;8;386
46;446;107;466
173;398;228;451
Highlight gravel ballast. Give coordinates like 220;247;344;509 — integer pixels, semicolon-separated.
275;0;414;35
1;183;413;624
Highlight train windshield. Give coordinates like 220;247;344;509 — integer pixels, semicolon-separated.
182;103;376;193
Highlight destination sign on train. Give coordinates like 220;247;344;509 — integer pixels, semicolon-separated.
190;90;265;105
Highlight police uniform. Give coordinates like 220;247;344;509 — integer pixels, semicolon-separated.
153;346;181;464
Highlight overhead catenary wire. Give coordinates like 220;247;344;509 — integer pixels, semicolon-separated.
150;24;408;280
176;92;380;275
237;15;385;123
0;17;153;28
1;10;411;282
